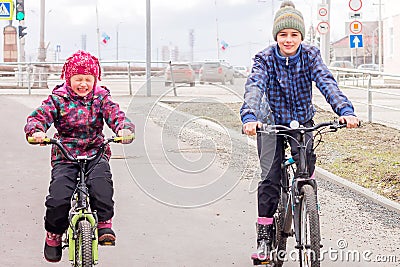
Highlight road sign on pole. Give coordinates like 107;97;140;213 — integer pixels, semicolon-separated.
318;4;329;21
349;0;362;11
349;12;362;20
349;34;363;48
350;20;363;34
317;21;330;35
0;0;13;20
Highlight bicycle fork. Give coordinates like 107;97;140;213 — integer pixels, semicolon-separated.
68;211;99;265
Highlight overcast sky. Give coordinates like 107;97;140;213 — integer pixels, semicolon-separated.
1;0;397;66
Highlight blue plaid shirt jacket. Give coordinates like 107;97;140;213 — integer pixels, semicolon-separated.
240;44;355;125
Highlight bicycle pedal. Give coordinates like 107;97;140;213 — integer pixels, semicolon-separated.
253;258;273;266
99;240;115;246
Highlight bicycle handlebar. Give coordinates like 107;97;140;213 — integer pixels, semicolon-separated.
257;120;348;134
27;135;134;162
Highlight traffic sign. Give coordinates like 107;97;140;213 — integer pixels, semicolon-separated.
317;21;330;35
349;20;362;34
349;12;362;20
0;0;13;20
349;0;362;11
349;34;363;48
318;4;328;21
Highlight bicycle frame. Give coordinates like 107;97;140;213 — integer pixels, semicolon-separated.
67;155;100;265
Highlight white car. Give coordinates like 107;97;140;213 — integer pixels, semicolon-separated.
233;66;249;78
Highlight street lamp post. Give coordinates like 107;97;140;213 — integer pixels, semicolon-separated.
37;0;46;62
215;0;220;59
372;27;379;65
373;0;383;71
116;22;124;64
378;0;383;72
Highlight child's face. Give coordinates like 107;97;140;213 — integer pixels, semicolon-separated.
276;29;302;57
70;74;95;97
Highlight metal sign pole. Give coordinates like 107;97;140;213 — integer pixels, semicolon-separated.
319;0;331;65
146;0;151;97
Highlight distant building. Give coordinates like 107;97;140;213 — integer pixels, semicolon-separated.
160;45;180;62
383;13;400;73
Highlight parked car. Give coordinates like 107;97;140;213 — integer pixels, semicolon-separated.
199;61;235;85
329;60;355;69
233;65;249;78
190;62;203;78
164;62;195;87
357;64;380;71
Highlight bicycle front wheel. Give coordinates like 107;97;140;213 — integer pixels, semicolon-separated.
299;185;321;267
75;220;93;267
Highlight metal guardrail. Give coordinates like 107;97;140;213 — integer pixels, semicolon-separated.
0;60;168;95
328;67;400;127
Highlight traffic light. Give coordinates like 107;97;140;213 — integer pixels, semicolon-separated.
18;26;27;39
16;0;25;21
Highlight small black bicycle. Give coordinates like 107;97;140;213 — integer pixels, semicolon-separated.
253;120;348;267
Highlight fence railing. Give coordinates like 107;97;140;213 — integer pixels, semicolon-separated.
328;67;400;128
0;60;168;95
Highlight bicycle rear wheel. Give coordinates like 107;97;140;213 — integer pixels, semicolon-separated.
75;220;93;267
299;185;320;267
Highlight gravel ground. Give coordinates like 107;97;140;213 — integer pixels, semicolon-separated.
149;100;400;265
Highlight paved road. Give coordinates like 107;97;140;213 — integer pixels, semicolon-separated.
1;90;399;266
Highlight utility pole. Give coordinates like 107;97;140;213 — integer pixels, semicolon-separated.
189;29;194;62
215;0;220;59
372;0;384;71
37;0;46;62
96;1;101;60
378;0;383;72
146;0;151;96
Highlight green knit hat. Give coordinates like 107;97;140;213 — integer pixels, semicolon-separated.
272;1;305;41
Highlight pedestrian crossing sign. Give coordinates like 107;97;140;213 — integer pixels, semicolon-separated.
0;0;13;20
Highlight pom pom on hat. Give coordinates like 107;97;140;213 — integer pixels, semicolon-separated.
272;1;305;41
280;0;295;8
61;50;101;86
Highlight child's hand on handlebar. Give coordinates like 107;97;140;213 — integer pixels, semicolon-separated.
117;129;135;144
243;121;263;136
338;115;360;128
30;131;47;145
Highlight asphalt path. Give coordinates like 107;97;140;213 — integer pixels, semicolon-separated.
1;85;399;266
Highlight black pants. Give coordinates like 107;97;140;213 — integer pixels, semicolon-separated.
257;120;316;218
44;157;114;234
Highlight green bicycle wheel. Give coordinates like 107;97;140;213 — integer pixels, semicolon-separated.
75;220;93;267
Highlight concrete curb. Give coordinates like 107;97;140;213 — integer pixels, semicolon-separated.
157;101;400;215
315;166;400;214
